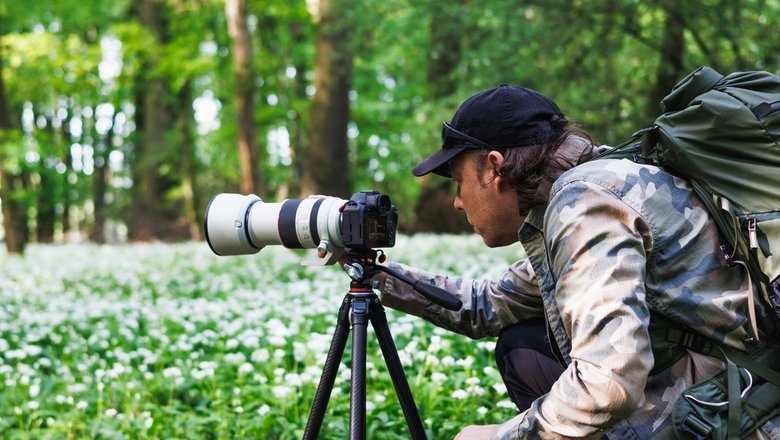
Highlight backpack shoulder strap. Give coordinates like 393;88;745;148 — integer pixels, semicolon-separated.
651;313;780;387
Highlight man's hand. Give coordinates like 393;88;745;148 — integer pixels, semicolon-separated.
454;424;501;440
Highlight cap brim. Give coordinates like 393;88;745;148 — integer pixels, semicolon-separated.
412;147;465;177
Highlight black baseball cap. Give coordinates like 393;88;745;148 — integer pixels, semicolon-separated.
412;84;565;177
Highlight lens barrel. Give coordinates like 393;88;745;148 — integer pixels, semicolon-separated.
204;194;346;256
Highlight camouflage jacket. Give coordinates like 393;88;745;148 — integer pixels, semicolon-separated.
381;158;779;439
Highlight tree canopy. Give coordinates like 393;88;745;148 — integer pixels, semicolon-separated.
0;0;778;251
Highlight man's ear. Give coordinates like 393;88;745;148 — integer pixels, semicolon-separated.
486;150;506;185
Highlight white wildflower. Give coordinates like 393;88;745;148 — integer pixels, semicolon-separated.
451;389;468;400
23;344;42;357
163;367;182;379
224;352;246;364
250;349;269;363
431;372;448;382
67;383;87;394
272;385;293;399
238;363;253;374
456;356;475;368
284;373;303;387
29;383;40;398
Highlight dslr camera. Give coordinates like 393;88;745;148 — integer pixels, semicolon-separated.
204;190;398;265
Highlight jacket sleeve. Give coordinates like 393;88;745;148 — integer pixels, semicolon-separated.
496;181;656;439
379;259;544;339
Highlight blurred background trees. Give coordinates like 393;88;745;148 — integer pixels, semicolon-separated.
0;0;777;253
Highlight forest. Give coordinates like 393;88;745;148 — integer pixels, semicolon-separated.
1;0;778;253
1;1;780;438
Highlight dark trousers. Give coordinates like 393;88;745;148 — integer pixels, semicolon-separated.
494;319;566;411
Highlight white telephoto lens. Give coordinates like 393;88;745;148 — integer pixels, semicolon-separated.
205;194;348;257
204;193;263;256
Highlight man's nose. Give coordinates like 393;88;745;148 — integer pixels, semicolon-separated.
453;195;464;211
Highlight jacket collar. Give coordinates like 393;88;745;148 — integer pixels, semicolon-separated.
518;204;546;242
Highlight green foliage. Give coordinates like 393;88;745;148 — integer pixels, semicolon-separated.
0;0;778;238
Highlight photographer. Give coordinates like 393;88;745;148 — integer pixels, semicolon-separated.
377;85;766;438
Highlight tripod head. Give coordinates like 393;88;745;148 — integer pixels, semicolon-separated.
342;248;463;311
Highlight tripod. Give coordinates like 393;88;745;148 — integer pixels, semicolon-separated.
302;251;461;440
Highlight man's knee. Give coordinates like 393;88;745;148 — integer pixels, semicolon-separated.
495;320;565;411
495;319;554;365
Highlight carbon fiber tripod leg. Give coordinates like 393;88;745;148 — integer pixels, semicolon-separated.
350;296;370;440
303;295;351;440
369;296;427;440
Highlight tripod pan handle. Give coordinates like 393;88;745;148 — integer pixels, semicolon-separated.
376;265;463;311
411;280;463;311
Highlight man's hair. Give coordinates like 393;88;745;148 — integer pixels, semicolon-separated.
475;116;594;215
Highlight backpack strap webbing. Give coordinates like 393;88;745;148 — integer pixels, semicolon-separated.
651;316;780;440
652;316;780;381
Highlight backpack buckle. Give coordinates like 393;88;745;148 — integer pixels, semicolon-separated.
680;412;713;440
666;327;712;353
720;244;735;266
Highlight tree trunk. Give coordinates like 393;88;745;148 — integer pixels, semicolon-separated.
35;116;59;243
0;171;28;252
414;3;471;233
301;0;352;198
648;0;685;118
177;81;201;240
0;31;27;253
128;0;184;241
414;181;471;233
425;6;462;99
285;21;308;199
36;168;56;243
61;116;73;240
226;0;263;197
91;110;113;244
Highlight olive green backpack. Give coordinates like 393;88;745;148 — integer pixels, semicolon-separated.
607;66;780;337
602;66;780;439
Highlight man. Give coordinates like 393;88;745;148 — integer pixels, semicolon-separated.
377;85;772;438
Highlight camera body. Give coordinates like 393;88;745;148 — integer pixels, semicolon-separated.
340;191;398;250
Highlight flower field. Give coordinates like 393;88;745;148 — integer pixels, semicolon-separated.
0;235;525;439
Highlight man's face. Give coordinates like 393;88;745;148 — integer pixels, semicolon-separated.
448;152;524;247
